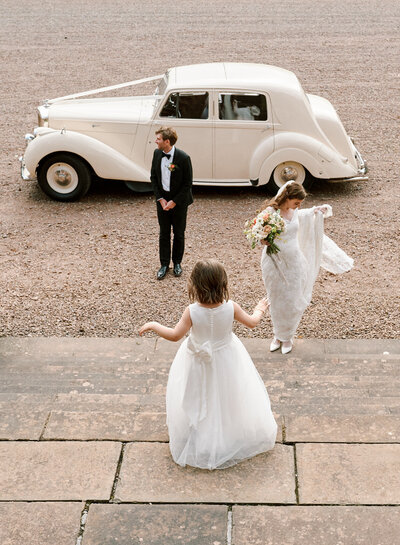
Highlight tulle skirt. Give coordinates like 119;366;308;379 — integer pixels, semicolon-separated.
166;334;277;470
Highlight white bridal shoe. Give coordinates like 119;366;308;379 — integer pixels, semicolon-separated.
270;338;281;352
281;340;293;355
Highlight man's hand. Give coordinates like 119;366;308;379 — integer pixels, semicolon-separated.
164;200;176;211
158;198;168;210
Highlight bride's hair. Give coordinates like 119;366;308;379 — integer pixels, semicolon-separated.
188;260;229;304
264;182;307;210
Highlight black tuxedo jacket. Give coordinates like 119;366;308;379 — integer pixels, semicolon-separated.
150;147;193;207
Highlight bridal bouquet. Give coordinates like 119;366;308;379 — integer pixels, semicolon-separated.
244;208;285;254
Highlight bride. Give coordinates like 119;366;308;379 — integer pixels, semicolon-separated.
260;181;353;354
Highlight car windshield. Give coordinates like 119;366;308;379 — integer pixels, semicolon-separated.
154;74;168;97
152;74;168;112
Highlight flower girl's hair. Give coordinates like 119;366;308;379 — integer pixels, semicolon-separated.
188;260;229;305
265;182;307;210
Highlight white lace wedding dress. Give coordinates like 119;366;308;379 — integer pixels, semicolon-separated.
261;206;353;342
166;300;277;470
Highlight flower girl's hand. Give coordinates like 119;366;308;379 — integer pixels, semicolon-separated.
139;322;155;336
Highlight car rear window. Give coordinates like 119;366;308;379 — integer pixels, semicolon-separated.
219;93;267;121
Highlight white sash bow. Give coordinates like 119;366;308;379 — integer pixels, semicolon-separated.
181;337;212;428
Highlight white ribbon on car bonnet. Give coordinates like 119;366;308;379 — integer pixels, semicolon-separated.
47;74;164;104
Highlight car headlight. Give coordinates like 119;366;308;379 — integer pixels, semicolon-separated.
25;133;35;143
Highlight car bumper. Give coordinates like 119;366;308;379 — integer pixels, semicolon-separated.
329;141;368;183
19;156;36;181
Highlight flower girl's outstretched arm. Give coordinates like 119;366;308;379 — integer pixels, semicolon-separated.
139;307;192;341
233;298;269;329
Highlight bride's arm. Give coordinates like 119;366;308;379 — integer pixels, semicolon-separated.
233;298;269;329
139;307;192;341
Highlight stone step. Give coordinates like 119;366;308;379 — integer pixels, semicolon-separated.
284;415;400;442
233;506;400;545
1;337;399;363
3;360;399;382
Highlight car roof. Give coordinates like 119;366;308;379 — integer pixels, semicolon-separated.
167;62;302;93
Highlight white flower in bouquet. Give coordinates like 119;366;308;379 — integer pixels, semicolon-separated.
244;208;285;254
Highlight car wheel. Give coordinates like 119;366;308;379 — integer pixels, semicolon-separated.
125;181;153;194
38;153;91;201
266;161;307;194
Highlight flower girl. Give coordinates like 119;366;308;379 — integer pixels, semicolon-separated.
139;259;277;470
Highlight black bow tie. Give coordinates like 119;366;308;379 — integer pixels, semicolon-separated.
162;152;171;159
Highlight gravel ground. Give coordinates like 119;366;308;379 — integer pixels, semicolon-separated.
0;0;399;339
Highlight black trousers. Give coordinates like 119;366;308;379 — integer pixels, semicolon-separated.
157;202;188;266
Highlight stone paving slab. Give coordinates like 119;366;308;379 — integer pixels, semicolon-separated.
117;442;295;503
323;339;400;355
0;337;157;364
258;360;400;376
155;337;335;363
154;338;381;365
0;502;83;545
297;443;400;504
0;394;53;439
232;505;400;545
82;504;228;545
275;395;400;410
284;415;400;443
274;401;393;417
0;441;121;500
54;392;166;412
43;410;169;441
43;409;282;442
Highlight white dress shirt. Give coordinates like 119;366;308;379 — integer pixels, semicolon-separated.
161;146;175;192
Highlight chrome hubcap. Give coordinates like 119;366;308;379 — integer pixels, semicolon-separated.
54;168;71;186
47;163;79;194
273;162;306;188
281;166;298;182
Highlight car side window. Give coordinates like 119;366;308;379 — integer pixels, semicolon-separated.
219;93;267;121
160;92;209;119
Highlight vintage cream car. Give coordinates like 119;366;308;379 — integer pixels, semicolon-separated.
20;62;367;201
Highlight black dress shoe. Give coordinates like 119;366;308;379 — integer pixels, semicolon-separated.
173;263;182;277
157;265;168;280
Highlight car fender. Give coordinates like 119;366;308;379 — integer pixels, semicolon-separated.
254;131;353;184
24;129;149;182
249;133;275;180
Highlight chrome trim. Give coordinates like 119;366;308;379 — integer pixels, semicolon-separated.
350;138;368;176
327;175;368;183
25;133;35;143
19;157;36;181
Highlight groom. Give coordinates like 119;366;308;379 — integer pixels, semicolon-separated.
150;127;193;280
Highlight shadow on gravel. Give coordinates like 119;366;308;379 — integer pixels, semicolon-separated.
89;176;362;202
24;175;364;206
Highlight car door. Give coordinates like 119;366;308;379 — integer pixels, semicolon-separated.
214;91;273;181
145;90;213;180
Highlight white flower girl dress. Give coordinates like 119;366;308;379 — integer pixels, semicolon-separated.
166;300;277;470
